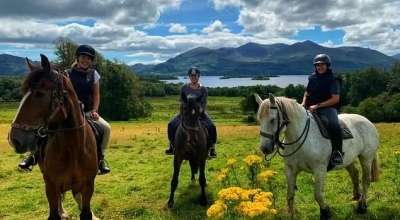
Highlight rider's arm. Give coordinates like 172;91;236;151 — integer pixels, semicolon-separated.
301;92;307;106
319;80;340;108
179;84;187;103
199;86;208;112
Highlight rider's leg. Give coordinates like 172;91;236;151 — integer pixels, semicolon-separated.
201;112;217;158
97;116;111;174
18;151;39;171
318;107;343;165
166;114;180;155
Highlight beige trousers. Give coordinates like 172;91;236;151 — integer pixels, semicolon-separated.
85;111;111;155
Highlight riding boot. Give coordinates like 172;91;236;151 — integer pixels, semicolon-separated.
98;154;110;175
209;144;217;158
18;153;39;171
331;131;344;165
165;141;174;155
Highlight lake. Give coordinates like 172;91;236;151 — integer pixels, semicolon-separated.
161;75;308;88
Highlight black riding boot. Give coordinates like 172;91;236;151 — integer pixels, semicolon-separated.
98;154;110;175
165;142;174;155
18;153;39;171
209;144;217;158
331;131;344;165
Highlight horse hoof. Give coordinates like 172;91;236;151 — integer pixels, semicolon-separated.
356;203;367;214
319;206;332;220
350;194;361;201
167;201;174;209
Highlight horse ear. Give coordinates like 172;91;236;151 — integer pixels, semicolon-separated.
26;57;36;71
180;92;187;103
40;54;51;77
254;93;263;105
268;93;276;105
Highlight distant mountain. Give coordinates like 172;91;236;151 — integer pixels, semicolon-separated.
1;40;398;76
0;54;40;76
132;40;399;75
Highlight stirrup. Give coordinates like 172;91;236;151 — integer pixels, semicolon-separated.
98;159;110;175
18;155;36;172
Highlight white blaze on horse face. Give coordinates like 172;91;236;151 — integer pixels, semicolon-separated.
192;109;195;115
12;91;32;123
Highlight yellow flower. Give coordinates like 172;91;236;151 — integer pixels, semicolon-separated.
243;155;263;166
394;151;400;156
217;173;226;182
206;199;227;219
227;158;237;166
258;170;278;182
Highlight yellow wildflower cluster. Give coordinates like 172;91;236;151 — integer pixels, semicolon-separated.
258;170;278;182
243;154;263;167
227;158;237;166
217;168;230;182
207;187;277;219
394;151;400;157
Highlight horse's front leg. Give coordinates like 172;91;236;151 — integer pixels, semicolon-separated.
44;176;62;220
198;158;207;207
58;193;70;220
313;169;332;220
283;165;298;218
167;155;183;208
79;179;100;220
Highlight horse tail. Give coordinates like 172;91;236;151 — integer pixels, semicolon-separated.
371;151;380;182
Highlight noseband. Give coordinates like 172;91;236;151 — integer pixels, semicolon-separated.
11;69;85;138
259;99;311;158
179;103;200;134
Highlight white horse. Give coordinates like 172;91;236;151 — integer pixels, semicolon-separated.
254;93;380;220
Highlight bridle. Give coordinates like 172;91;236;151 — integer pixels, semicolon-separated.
11;69;85;138
179;102;200;135
260;98;311;160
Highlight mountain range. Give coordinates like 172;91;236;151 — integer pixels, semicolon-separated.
0;40;399;76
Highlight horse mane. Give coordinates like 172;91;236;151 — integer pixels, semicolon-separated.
187;94;198;109
257;96;303;121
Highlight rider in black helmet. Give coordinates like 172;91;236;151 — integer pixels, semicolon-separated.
301;54;344;165
165;67;217;158
18;44;112;175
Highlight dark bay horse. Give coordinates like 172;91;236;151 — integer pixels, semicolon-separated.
7;54;100;220
167;93;209;208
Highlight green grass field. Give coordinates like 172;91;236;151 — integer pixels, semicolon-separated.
1;96;400;220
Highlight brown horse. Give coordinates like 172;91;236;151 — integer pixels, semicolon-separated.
7;54;100;220
167;93;209;208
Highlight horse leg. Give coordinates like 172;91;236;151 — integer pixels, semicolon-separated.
189;159;198;184
78;179;100;220
167;156;183;208
283;165;298;218
198;158;207;207
44;178;62;220
58;193;70;220
345;162;361;201
356;158;372;214
313;170;332;220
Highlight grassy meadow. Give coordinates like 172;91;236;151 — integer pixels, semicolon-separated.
1;96;400;219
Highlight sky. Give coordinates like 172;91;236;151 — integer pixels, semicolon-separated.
0;0;399;65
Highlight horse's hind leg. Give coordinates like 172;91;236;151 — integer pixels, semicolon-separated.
167;156;183;208
58;193;70;220
198;158;207;207
345;162;361;201
189;160;198;184
357;157;373;214
78;179;100;220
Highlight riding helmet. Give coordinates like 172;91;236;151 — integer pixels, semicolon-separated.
313;54;331;67
188;67;200;76
75;44;96;59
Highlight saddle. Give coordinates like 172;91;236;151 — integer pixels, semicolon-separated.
86;117;104;155
311;112;353;140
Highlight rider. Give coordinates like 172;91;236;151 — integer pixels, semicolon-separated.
301;54;344;165
18;44;112;174
165;67;217;158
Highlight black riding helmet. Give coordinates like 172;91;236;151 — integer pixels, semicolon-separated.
75;44;96;60
313;54;331;67
188;67;201;76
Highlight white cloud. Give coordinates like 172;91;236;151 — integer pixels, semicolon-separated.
169;23;187;33
202;20;230;33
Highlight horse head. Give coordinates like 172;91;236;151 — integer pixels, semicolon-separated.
180;92;203;144
8;54;76;154
254;93;293;154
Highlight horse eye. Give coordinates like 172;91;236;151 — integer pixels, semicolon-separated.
270;119;275;123
35;91;45;98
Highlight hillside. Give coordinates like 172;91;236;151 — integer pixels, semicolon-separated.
0;40;398;76
134;40;399;75
393;53;400;59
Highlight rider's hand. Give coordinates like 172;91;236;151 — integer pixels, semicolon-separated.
199;107;204;113
91;111;100;120
309;105;318;112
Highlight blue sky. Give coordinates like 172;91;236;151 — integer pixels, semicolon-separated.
0;0;398;64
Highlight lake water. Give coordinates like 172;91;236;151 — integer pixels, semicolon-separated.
161;75;308;88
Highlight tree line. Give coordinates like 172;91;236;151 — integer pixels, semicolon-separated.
0;37;399;123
